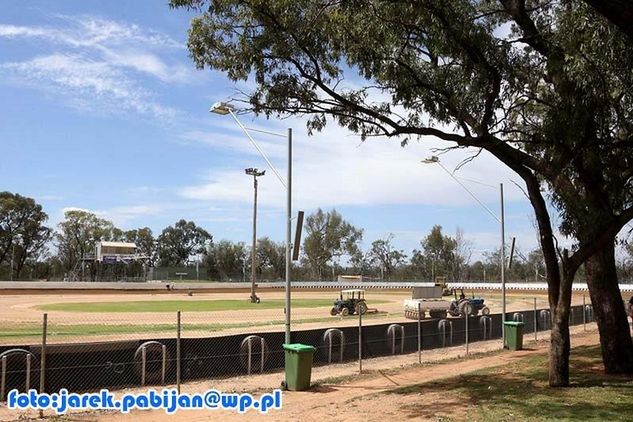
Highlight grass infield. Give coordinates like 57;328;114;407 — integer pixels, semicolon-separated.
0;312;393;339
38;298;388;313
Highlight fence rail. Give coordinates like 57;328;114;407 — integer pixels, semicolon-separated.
3;280;633;292
0;300;604;400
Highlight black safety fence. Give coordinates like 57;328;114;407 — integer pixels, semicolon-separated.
0;301;599;400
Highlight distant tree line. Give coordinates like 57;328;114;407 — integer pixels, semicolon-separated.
1;191;632;282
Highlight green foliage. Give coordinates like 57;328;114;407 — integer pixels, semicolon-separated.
56;209;115;272
256;236;286;279
0;192;52;278
171;0;633;264
418;225;458;281
367;234;407;280
205;239;247;280
302;208;363;279
157;219;212;266
123;227;156;265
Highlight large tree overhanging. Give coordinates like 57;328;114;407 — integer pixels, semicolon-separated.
171;0;633;385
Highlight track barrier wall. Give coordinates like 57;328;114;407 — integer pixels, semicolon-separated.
0;303;596;397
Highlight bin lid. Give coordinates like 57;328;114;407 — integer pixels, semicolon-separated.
503;321;524;326
283;343;316;353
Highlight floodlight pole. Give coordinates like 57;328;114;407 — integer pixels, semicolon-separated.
211;102;293;345
285;128;292;345
246;168;265;303
252;174;258;303
500;183;506;342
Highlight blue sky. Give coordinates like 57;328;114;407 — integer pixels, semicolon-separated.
0;0;552;262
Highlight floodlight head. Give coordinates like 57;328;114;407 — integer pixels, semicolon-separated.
210;101;234;115
245;167;265;177
421;155;440;164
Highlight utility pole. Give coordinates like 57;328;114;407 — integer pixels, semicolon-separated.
500;183;506;342
246;168;265;303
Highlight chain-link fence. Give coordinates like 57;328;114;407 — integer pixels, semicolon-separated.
0;290;609;403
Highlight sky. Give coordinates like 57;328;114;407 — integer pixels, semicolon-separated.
0;0;560;263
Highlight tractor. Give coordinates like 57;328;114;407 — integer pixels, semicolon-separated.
448;289;490;317
330;289;368;316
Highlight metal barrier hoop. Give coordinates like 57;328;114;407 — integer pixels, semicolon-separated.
0;349;36;402
539;309;551;330
323;329;345;363
134;341;169;386
584;305;593;321
438;319;453;347
387;324;405;355
239;335;269;374
479;316;492;340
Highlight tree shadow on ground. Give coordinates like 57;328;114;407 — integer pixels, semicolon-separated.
384;345;633;421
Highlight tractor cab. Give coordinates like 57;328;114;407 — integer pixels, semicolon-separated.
331;289;368;316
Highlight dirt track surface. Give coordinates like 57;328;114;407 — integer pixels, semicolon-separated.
0;324;602;422
0;289;591;344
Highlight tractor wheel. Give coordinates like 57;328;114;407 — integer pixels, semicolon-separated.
481;306;490;316
330;307;338;316
356;302;368;315
459;301;473;317
341;308;350;316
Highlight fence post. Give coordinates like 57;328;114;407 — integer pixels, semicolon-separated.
417;302;421;364
176;311;181;393
25;354;31;391
141;346;147;386
465;312;469;355
39;313;47;394
161;345;167;385
534;298;537;342
358;308;362;374
583;295;586;331
1;356;6;402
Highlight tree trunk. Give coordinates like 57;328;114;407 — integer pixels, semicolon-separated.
549;304;571;386
522;172;573;386
585;244;633;374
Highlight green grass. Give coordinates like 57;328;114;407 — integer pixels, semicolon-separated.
383;345;633;421
0;312;394;340
37;298;386;313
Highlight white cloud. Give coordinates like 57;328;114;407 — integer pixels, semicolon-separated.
60;204;163;227
0;54;179;119
178;119;528;210
0;16;181;50
0;24;49;38
0;15;193;119
100;48;192;83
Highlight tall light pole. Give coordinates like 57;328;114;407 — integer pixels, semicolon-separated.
246;167;265;303
210;102;293;345
421;155;507;340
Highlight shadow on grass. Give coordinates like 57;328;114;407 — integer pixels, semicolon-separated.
385;345;633;421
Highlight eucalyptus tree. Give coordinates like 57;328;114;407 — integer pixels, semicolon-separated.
171;0;633;384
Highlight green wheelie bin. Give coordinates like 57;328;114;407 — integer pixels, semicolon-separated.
283;343;316;391
504;321;525;350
